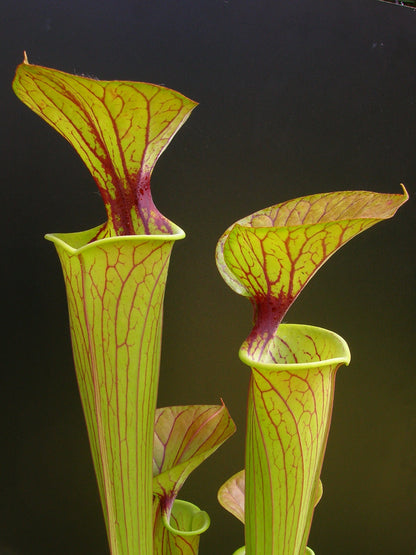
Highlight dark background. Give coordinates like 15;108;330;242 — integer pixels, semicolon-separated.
1;1;415;553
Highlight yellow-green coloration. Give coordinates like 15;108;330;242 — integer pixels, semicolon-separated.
46;226;184;553
155;499;210;555
46;231;234;555
216;188;408;554
233;548;314;555
218;470;323;527
153;405;235;554
13;58;231;554
243;324;349;555
13;55;197;237
218;470;245;524
217;187;408;358
13;55;409;554
231;548;315;555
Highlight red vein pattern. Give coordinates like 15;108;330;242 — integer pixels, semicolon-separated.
152;404;235;554
243;324;350;555
218;470;246;524
153;500;209;555
217;188;408;358
216;189;407;554
218;470;322;527
153;404;236;502
13;59;197;237
47;227;184;554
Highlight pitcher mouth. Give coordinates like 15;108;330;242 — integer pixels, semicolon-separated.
239;323;351;371
45;222;186;254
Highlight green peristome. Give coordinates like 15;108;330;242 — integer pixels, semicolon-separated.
216;187;408;358
14;59;235;555
233;546;315;554
46;224;184;554
153;499;210;555
219;326;347;555
216;188;407;552
233;547;315;554
152;404;236;554
241;324;350;555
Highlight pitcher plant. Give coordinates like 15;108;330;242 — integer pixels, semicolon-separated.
12;55;408;554
216;188;408;554
12;55;236;554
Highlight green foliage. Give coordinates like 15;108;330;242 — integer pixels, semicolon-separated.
13;53;197;237
216;188;407;553
13;57;408;554
13;57;230;554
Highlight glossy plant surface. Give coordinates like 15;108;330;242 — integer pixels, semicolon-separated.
12;53;197;238
12;55;409;555
12;57;236;554
5;4;415;554
216;188;408;554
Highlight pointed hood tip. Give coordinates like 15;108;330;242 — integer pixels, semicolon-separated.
399;183;409;199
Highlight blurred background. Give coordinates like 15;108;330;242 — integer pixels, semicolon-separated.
1;0;415;553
